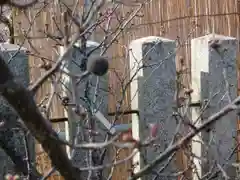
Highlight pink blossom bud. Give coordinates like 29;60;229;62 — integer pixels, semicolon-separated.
149;123;159;138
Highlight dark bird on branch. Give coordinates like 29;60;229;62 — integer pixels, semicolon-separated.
87;56;109;76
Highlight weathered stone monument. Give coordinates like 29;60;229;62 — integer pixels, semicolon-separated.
129;36;177;179
60;40;109;178
0;43;34;177
191;34;238;179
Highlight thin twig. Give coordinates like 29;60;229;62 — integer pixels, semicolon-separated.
129;96;240;179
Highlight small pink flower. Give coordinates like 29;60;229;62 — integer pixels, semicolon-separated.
149;123;159;138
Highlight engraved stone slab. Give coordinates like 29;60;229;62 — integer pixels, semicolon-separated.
0;43;34;177
129;36;177;179
191;34;238;179
60;41;109;178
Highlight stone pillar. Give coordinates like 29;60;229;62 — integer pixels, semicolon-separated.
60;41;109;177
191;34;237;179
0;43;34;176
129;36;177;179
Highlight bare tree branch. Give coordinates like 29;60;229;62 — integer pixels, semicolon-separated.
129;96;240;179
0;55;82;180
0;128;41;179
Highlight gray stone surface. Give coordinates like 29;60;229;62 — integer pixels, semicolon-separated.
191;34;238;179
0;44;34;178
129;36;177;179
62;42;109;178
